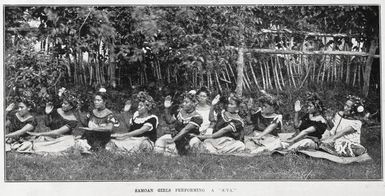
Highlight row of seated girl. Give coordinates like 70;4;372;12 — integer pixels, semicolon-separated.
5;87;367;158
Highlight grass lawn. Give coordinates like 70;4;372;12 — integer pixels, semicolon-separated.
5;122;382;181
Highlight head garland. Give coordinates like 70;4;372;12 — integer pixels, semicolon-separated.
136;91;156;111
305;92;325;113
181;90;198;103
347;95;365;114
258;90;281;109
60;88;81;109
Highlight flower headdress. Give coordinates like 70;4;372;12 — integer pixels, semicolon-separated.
15;88;37;109
181;90;198;103
136;91;156;111
305;92;325;113
347;95;365;114
98;87;107;93
258;90;282;108
59;87;81;109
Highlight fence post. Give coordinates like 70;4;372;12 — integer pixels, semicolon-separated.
363;39;378;97
235;47;244;97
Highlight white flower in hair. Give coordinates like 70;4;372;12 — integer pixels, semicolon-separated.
99;87;107;93
189;90;197;95
58;87;66;97
357;106;364;113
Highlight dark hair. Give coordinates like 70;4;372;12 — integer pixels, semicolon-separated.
15;89;36;110
17;97;35;110
258;96;280;111
182;91;197;103
62;90;81;109
135;91;156;113
305;92;325;113
94;92;109;102
228;95;242;107
197;87;210;97
93;91;110;109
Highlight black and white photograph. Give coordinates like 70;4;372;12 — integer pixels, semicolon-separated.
1;1;384;195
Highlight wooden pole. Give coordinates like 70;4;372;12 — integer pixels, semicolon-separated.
276;56;285;87
288;59;297;88
215;71;222;93
283;55;292;86
260;61;266;89
263;61;271;89
363;40;378;96
271;57;282;91
352;62;357;86
357;59;362;86
345;57;351;84
235;47;245;97
311;57;316;82
230;47;381;58
245;68;253;91
249;61;261;90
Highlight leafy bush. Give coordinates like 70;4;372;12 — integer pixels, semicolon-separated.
5;37;68;113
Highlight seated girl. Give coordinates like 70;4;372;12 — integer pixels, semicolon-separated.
107;91;158;153
244;91;283;153
154;91;203;156
78;88;120;152
195;87;215;135
195;94;245;154
5;97;37;152
23;88;80;154
320;95;367;157
282;92;327;151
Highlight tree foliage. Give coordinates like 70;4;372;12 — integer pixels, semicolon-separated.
4;5;380;110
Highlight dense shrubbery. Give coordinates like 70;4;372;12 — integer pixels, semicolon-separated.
4;37;68;113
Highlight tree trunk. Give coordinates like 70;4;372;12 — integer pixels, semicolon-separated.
345;57;351;84
363;40;378;96
352;63;357;86
321;59;326;83
109;44;116;87
311;57;316;82
235;47;245;97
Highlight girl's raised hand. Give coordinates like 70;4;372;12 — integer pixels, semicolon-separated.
294;100;302;112
123;100;132;112
5;103;15;112
212;94;221;105
164;95;173;108
45;102;54;114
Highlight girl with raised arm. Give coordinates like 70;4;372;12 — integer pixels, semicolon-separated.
5;96;37;152
196;94;245;154
154;91;203;156
282;92;327;151
107;91;158;153
21;88;81;154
